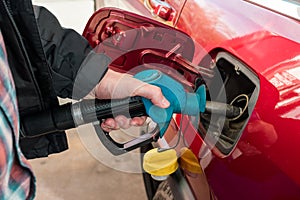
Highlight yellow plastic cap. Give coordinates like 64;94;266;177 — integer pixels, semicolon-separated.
179;147;203;174
143;148;178;177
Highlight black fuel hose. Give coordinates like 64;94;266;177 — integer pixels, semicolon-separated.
20;97;242;138
21;97;145;138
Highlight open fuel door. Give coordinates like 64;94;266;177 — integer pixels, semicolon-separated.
82;7;202;85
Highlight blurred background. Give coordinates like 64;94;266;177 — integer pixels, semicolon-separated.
29;0;147;199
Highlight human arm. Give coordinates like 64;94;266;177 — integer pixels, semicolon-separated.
35;6;109;99
35;6;170;131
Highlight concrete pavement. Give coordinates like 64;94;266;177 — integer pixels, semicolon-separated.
29;129;147;200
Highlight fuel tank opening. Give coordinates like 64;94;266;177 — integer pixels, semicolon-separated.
199;52;260;155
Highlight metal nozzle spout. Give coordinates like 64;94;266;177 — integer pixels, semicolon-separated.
205;101;242;118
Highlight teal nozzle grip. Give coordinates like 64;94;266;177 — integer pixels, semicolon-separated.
134;70;206;137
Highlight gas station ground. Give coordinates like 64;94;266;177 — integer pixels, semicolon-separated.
29;129;147;200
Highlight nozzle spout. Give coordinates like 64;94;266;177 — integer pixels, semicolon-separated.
205;101;242;118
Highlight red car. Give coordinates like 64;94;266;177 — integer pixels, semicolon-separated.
84;0;300;199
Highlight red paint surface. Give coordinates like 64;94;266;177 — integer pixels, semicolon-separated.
84;1;300;198
174;0;300;199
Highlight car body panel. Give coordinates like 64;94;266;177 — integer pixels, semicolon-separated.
91;1;300;199
145;0;300;198
172;0;300;199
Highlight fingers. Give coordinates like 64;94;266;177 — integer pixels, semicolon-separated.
94;69;170;109
130;116;147;126
101;115;147;132
101;118;118;132
95;69;170;133
133;84;170;108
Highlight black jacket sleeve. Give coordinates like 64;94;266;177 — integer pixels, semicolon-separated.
34;6;110;99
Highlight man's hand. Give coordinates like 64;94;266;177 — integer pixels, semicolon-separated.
93;69;170;132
